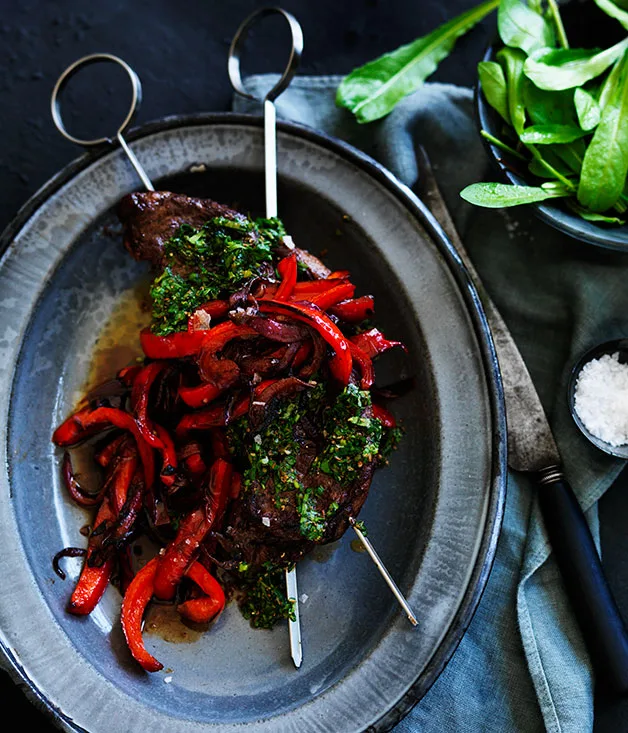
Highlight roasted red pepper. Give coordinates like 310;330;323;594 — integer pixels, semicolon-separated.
350;327;406;358
189;299;231;329
305;281;355;310
140;327;208;359
120;556;163;672
292;278;348;295
68;497;116;616
178;382;223;408
53;406;155;491
348;342;375;389
177;561;226;624
94;434;126;468
372;404;397;428
274;253;297;301
258;300;352;385
329;295;375;323
131;361;169;449
154;424;177;488
153;458;233;601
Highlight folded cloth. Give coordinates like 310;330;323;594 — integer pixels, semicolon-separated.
233;76;627;733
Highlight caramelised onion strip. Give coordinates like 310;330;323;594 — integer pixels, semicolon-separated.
62;451;106;507
232;312;311;343
298;333;326;379
53;547;87;579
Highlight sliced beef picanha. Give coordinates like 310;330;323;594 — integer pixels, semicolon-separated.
219;391;377;568
117;191;244;270
117;190;331;279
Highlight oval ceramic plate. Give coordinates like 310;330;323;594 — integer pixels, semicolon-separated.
0;114;506;732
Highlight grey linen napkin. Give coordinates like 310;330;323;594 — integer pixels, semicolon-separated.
234;75;628;733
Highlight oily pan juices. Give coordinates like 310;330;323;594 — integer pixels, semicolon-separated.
51;190;406;672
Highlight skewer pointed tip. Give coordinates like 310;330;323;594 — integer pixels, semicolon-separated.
349;517;418;628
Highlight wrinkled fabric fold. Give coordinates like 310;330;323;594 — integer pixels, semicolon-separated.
233;76;626;733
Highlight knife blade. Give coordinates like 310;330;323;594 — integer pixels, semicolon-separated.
416;147;628;693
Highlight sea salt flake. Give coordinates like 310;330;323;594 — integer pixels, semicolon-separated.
262;516;271;527
573;352;628;446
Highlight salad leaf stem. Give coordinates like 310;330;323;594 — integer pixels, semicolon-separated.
480;129;527;160
547;0;570;49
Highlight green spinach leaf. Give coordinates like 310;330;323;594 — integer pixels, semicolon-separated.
520;123;589;144
523;38;628;90
336;0;499;123
460;181;571;207
478;60;511;123
578;49;628;211
497;47;528;135
574;87;601;130
498;0;555;55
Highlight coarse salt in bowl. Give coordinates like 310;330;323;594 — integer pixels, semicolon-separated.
569;341;628;459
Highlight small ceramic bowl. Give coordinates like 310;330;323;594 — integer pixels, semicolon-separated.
474;1;628;251
568;339;628;458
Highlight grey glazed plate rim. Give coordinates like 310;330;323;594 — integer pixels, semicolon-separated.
0;112;506;732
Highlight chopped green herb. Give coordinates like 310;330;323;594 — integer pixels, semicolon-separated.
150;216;285;335
237;562;296;629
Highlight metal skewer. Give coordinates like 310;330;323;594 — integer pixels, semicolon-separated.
349;518;418;626
51;53;154;191
228;6;304;669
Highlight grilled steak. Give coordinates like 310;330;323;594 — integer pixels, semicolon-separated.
118;190;331;279
118;191;244;269
219;386;377;568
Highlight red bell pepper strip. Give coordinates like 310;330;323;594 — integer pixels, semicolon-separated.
304;282;356;310
53;406;155;492
94;434;126;467
372;404;397;428
291;340;312;370
177;561;226;624
189;299;231;328
153;458;233;601
131;361;168;449
327;270;351;279
292;278;349;295
329;295;375;323
116;364;143;387
178;382;223;408
68;497;116;616
350;327;407;358
110;444;140;514
258;300;352;385
176;404;228;436
52;404;107;446
348;342;375;389
120;556;163;672
274;253;297;301
154;424;177;488
140;327;208;360
230;470;242;499
175;380;277;435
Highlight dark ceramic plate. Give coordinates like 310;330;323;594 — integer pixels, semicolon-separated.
0;114;506;732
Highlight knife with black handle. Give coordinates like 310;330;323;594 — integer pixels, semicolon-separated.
416;148;628;694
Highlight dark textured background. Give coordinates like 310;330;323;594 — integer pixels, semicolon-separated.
1;0;627;730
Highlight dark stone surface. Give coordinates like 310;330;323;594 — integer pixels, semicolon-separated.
0;1;626;730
